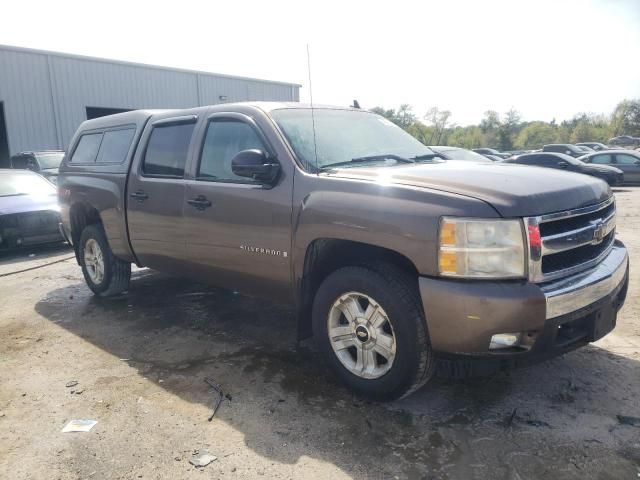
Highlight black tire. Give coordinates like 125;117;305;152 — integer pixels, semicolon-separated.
79;224;131;297
312;264;434;401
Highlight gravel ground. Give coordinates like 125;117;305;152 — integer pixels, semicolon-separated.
0;188;638;480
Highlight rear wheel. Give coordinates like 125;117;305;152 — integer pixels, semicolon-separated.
312;264;434;401
79;224;131;296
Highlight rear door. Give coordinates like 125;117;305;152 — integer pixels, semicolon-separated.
613;153;640;183
126;116;197;273
183;111;292;301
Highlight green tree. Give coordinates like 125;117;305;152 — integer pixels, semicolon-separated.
514;122;557;149
610;99;640;136
447;126;484;149
424;107;452;144
497;108;521;150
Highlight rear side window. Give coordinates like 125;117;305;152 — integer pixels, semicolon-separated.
615;154;639;165
96;128;135;164
142;123;195;177
71;133;103;163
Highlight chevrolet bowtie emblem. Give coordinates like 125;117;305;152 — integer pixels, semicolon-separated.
592;221;606;244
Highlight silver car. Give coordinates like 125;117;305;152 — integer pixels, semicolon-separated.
578;150;640;185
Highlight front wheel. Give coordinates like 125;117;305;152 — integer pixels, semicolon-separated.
79;224;131;296
312;264;434;401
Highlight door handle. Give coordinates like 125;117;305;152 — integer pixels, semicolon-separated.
187;195;212;210
130;190;149;202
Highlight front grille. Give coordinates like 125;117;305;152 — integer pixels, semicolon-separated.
529;197;616;282
542;231;614;274
539;202;614;237
0;210;61;248
16;211;60;233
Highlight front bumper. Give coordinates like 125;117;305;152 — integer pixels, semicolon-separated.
0;211;66;250
419;240;628;375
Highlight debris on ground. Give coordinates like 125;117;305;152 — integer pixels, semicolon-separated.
204;378;227;421
61;419;97;432
616;415;640;427
189;449;217;468
65;381;78;388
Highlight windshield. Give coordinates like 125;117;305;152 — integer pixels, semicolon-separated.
0;172;56;197
432;147;491;162
270;108;434;170
35;152;64;169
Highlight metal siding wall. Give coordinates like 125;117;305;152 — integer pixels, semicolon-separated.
49;56;200;148
0;46;300;154
0;50;59;153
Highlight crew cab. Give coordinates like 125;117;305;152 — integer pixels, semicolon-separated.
58;103;629;400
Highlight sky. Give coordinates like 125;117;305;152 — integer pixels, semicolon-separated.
1;0;639;126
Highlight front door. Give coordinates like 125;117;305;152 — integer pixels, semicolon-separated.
127;117;197;273
183;113;292;301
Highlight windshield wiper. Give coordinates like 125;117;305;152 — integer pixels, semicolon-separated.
321;154;415;170
0;193;29;197
410;152;445;161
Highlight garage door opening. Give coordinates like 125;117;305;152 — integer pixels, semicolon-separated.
86;106;132;120
0;103;9;168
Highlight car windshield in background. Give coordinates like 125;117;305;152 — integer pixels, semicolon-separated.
433;147;491;162
36;152;64;169
270;108;435;170
0;172;56;197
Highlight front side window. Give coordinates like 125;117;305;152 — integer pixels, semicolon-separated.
271;108;434;170
96;128;135;163
590;154;613;164
71;133;103;163
198;119;267;182
142;122;195;177
615;154;639;165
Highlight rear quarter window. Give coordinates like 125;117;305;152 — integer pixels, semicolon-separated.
71;133;103;163
96;128;135;164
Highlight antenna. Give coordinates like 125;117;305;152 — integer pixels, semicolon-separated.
306;44;319;173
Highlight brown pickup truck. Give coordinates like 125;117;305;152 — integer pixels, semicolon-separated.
58;103;629;400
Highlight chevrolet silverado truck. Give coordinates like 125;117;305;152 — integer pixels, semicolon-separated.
58;103;629;401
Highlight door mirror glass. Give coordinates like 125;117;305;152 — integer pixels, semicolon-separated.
557;161;568;168
231;149;280;184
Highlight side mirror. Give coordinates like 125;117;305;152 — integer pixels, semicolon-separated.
557;161;568;168
635;160;640;165
231;149;280;184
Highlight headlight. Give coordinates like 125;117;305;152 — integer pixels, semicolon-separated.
438;217;526;279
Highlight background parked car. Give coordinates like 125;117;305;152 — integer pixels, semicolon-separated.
542;144;590;158
578;149;640;184
429;146;492;162
9;151;65;184
0;169;66;250
575;145;595;153
576;142;608;151
609;136;640;149
472;148;511;159
504;152;623;186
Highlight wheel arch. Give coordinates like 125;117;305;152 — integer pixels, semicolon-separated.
69;202;103;264
296;238;420;340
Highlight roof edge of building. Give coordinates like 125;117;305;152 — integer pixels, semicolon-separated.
0;43;302;88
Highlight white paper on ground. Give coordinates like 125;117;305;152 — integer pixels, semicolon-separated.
61;419;97;432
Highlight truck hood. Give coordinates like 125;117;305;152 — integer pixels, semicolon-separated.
326;161;611;217
0;193;59;216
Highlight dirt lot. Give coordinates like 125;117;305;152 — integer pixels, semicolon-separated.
0;188;639;480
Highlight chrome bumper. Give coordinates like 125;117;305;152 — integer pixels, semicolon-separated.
542;242;628;319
